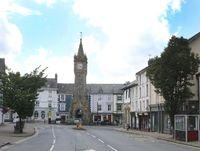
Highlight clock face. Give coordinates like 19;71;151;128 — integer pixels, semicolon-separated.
77;63;83;69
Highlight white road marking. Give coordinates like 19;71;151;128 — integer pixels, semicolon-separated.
49;144;54;151
97;138;104;144
91;135;96;138
49;126;56;151
107;144;118;151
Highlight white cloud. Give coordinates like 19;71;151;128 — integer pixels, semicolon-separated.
0;0;41;55
73;0;185;83
23;48;74;83
4;47;74;83
34;0;68;7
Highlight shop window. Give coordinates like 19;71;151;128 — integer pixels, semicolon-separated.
108;105;111;111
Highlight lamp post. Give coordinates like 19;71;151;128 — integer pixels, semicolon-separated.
0;80;3;124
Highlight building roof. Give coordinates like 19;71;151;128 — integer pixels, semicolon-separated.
87;84;123;94
122;80;137;90
57;83;74;94
136;66;148;75
188;32;200;43
45;78;57;89
78;38;84;56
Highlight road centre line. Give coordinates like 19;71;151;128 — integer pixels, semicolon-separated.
86;132;118;151
97;138;104;144
107;144;118;151
91;135;96;138
49;126;56;151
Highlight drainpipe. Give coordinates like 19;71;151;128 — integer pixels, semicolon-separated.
196;74;200;141
196;74;200;114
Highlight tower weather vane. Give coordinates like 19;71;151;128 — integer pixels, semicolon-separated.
80;32;82;39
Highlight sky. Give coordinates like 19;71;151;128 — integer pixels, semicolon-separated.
0;0;200;84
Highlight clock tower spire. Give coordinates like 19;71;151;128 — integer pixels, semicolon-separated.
71;34;90;124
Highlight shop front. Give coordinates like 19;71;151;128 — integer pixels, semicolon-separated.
93;114;113;125
138;112;150;131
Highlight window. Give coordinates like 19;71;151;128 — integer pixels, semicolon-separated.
61;94;65;101
108;105;111;111
97;104;101;111
146;99;149;107
117;95;122;101
60;103;66;111
108;96;111;100
34;111;38;118
48;103;52;108
117;104;122;111
146;84;148;97
139;87;141;98
128;89;130;98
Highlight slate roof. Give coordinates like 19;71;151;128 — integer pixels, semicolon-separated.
57;83;74;94
87;84;123;94
122;80;137;90
0;58;5;73
56;83;123;94
45;78;57;89
188;32;200;43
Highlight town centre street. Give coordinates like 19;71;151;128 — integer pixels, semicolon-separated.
2;124;200;151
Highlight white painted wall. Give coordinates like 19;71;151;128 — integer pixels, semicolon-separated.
90;94;113;113
137;71;150;112
131;84;138;112
34;87;58;121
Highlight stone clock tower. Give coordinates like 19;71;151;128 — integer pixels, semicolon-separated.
71;37;90;124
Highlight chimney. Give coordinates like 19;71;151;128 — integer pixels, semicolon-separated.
55;73;57;81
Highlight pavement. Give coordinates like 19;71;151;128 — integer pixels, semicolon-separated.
0;122;36;148
114;127;200;148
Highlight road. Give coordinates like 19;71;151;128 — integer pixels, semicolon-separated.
2;124;199;151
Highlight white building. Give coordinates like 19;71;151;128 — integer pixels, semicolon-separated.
122;82;133;127
88;84;123;124
34;75;58;122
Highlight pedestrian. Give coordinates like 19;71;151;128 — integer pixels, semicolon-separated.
126;123;130;131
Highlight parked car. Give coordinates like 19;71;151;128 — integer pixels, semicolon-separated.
13;116;19;123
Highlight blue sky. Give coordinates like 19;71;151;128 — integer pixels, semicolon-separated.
0;0;200;83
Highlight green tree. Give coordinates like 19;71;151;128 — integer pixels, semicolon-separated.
0;67;47;133
147;36;200;131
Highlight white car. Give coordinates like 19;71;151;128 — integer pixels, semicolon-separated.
13;116;19;123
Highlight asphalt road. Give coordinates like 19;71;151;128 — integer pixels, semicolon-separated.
2;124;200;151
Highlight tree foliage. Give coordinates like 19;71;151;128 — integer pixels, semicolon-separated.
0;66;47;132
146;36;200;129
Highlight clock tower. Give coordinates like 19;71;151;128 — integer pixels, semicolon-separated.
71;37;90;124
